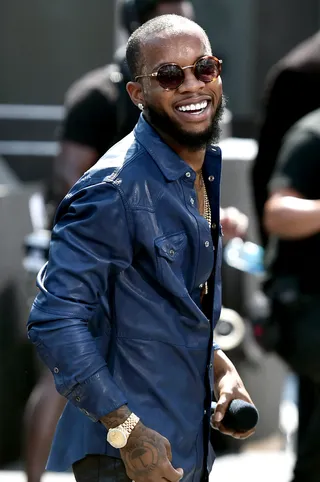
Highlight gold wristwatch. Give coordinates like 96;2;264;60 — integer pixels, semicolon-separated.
107;412;140;449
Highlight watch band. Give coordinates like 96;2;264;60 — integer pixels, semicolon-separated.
121;412;140;437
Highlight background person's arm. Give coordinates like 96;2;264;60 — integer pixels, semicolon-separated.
251;69;316;244
263;125;320;239
53;140;98;204
264;188;320;239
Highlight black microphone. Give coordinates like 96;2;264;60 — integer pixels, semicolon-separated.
211;399;259;432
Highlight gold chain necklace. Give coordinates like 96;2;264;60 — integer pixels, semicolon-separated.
201;172;211;228
201;172;211;296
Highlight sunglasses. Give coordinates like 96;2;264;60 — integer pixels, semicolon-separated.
135;55;222;91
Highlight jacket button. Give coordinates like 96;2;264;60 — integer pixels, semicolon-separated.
211;223;217;230
76;396;81;402
53;367;59;374
185;172;191;178
169;249;175;256
205;241;210;247
208;175;214;182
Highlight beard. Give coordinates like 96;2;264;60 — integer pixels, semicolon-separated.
144;95;226;151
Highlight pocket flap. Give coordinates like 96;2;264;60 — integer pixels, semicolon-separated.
155;232;187;261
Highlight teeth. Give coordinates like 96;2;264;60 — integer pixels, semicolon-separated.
177;100;208;112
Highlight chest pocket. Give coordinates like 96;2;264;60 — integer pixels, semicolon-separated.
154;231;188;297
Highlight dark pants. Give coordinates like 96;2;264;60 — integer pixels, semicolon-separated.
73;454;209;482
272;290;320;482
73;455;130;482
293;378;320;482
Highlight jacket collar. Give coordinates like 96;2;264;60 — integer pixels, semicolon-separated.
134;114;221;182
134;114;192;181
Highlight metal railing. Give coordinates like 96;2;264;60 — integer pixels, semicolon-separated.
0;104;63;157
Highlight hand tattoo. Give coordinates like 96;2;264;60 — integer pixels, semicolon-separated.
121;424;168;480
101;406;175;481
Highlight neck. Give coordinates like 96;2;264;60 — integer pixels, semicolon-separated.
156;127;206;172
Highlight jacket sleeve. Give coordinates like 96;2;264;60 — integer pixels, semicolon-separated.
27;181;133;421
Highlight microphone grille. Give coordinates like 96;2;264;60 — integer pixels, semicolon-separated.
226;399;259;432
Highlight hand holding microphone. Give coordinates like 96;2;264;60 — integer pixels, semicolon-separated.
212;349;257;439
211;398;259;439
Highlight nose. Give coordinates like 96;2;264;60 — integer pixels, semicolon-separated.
178;67;205;93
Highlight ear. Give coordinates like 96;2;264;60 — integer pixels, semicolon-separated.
126;81;145;109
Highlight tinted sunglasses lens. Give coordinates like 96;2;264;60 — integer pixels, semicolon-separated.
195;57;220;82
157;64;184;89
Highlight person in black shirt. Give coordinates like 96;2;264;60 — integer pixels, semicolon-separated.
251;32;320;482
263;108;320;482
251;31;320;248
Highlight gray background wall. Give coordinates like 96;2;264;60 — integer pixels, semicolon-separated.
1;0;319;121
0;0;115;104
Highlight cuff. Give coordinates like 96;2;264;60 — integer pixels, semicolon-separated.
67;367;128;422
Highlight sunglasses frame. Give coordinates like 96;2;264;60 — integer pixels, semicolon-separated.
135;55;222;90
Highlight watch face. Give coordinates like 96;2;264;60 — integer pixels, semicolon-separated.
107;428;127;449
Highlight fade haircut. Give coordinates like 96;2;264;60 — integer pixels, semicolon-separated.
126;14;211;81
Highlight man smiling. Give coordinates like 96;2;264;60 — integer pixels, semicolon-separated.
129;23;224;154
27;14;254;482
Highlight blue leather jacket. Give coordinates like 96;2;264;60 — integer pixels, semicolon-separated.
27;115;223;481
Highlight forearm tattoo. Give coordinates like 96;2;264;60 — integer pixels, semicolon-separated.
100;405;132;429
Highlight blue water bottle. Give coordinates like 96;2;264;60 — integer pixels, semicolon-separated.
223;237;265;275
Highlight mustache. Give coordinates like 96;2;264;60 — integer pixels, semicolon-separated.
143;93;226;151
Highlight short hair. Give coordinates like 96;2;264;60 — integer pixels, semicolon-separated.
126;14;211;80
